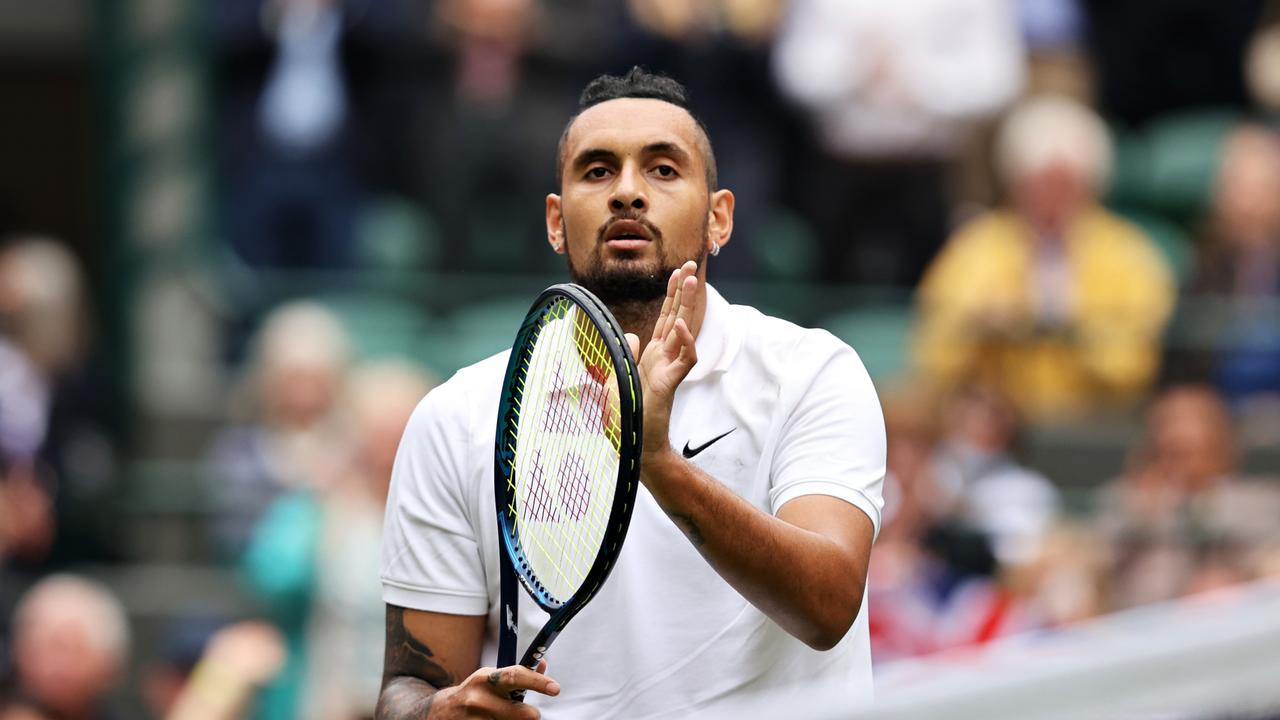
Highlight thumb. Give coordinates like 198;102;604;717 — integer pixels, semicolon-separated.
625;332;640;359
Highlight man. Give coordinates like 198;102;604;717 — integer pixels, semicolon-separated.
912;94;1175;421
3;574;129;720
378;68;885;719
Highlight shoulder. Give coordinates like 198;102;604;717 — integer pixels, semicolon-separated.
730;303;872;394
1078;208;1161;255
404;350;510;437
1077;208;1173;276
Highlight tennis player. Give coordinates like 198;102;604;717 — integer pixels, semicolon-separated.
377;67;886;719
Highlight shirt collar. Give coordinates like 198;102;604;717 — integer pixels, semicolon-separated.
684;283;742;383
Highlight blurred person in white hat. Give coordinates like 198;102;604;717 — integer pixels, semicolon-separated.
241;359;432;720
913;95;1176;420
203;300;353;559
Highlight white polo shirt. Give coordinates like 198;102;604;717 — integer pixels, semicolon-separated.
381;284;886;718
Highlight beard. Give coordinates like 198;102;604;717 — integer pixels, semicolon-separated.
564;211;708;334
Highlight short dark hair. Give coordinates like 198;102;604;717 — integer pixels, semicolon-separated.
557;67;718;191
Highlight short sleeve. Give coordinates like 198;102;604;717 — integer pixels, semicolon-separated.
381;379;489;614
768;332;886;539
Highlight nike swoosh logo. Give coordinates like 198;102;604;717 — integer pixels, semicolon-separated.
682;428;735;459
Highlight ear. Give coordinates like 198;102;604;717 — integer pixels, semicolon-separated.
706;188;735;254
546;194;566;254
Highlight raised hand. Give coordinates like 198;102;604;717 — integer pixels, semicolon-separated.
629;261;700;457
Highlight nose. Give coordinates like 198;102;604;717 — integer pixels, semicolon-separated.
610;166;647;212
611;196;645;211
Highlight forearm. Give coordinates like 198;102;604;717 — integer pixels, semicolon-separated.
376;676;442;720
642;449;867;650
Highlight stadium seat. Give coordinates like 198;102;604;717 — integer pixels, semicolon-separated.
445;296;534;372
1143;109;1239;220
1116;208;1196;286
819;304;914;381
356;195;439;271
316;292;438;366
751;207;820;280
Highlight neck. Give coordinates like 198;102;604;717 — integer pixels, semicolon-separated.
608;297;666;343
612;279;710;356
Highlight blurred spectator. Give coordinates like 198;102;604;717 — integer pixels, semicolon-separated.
1175;126;1280;408
161;621;287;720
204;301;353;559
217;0;411;269
913;95;1176;420
1003;521;1108;628
1247;16;1280;115
410;0;600;273
877;382;953;545
1095;385;1280;610
773;0;1024;285
0;238;115;654
869;385;1036;661
0;238;84;568
1;575;129;720
615;0;796;280
934;383;1061;567
240;360;430;720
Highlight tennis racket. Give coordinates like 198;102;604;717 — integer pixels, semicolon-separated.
493;283;643;699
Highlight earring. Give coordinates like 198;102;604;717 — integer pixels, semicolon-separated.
553;240;563;252
710;241;720;257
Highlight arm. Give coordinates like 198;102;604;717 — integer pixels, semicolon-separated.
378;380;558;719
633;263;880;650
165;621;285;720
376;605;559;720
644;453;874;650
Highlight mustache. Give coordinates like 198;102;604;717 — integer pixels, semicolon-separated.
596;212;663;244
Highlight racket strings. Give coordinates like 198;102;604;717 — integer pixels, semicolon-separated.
508;299;622;604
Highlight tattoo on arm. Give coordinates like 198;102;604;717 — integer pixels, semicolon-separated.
376;606;455;719
671;513;705;548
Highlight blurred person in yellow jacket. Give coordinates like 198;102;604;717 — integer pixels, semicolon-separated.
913;95;1175;421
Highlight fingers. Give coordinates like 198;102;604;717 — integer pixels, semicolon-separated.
673;270;697;334
661;317;698;370
452;665;558;719
475;665;561;699
652;270;680;342
461;691;542;720
625;332;640;360
654;262;698;344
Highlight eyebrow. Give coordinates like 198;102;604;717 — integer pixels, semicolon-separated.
569;141;694;174
570;148;619;173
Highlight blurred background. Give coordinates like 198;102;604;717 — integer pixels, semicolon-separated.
2;0;1280;718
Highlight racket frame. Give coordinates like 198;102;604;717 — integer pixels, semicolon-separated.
493;283;642;671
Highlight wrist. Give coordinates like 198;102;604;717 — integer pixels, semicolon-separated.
425;685;456;718
639;445;683;487
188;659;254;710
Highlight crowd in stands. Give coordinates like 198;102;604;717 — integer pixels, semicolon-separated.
3;0;1280;717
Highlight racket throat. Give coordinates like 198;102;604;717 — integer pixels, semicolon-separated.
519;625;560;670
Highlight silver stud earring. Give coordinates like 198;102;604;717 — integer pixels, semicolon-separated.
710;241;720;257
553;240;563;252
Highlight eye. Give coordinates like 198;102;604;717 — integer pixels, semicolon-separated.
586;166;611;179
653;164;677;178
